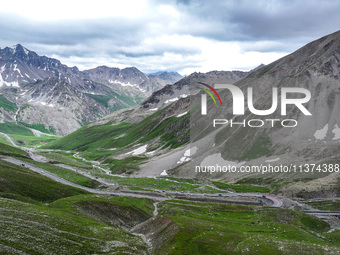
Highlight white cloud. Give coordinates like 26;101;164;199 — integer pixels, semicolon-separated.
1;0;147;20
159;4;180;17
47;34;287;74
180;39;287;75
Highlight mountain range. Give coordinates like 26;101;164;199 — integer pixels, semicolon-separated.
190;30;340;167
2;29;340;188
43;30;340;201
1;30;340;255
42;65;260;174
0;44;182;135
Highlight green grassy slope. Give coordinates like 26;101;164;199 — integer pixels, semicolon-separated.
0;142;150;254
85;82;145;111
0;141;29;159
156;200;340;255
0;120;59;147
0;195;149;254
19;122;56;134
0;141;98;189
0;122;33;136
0;94;17;111
1;141;340;254
42;122;133;151
44;106;189;152
42;106;189;174
86;91;143;111
0;159;88;203
306;201;340;211
212;181;270;193
0;142;89;203
8;134;59;147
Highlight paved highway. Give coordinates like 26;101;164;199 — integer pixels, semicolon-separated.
2;157;169;201
1;156;283;207
0;132;283;207
302;210;340;216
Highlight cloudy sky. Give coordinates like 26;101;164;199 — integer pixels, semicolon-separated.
1;0;340;75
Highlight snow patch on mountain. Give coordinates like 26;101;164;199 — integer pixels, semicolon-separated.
126;145;148;156
109;80;146;93
165;97;179;104
109;80;138;87
160;170;168;176
177;147;197;164
9;45;17;53
184;147;197;157
0;65;19;87
314;124;328;140
332;124;340;140
13;64;23;77
265;157;280;163
177;111;188;117
23;47;29;55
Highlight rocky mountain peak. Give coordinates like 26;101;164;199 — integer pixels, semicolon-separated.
248;30;340;79
189;30;340;168
2;44;34;60
0;44;184;135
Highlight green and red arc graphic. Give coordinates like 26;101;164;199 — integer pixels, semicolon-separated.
198;82;223;106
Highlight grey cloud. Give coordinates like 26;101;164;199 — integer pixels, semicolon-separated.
239;40;300;54
174;0;340;44
227;0;340;40
1;0;340;74
0;8;202;69
116;55;202;74
176;0;190;5
0;14;145;47
116;47;200;58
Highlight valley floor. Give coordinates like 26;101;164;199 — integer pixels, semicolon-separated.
1;134;340;254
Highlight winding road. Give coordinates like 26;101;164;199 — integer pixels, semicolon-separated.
0;132;283;207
